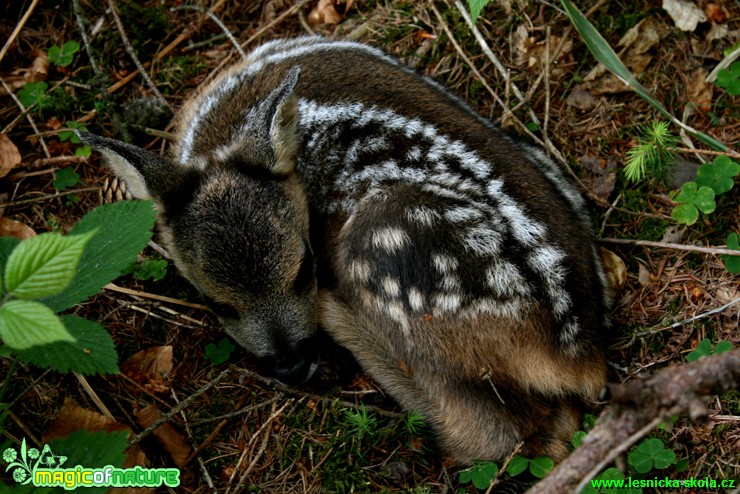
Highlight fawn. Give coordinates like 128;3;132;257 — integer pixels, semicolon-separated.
79;37;610;463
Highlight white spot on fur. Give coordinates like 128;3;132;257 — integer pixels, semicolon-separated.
406;206;439;227
371;227;410;252
528;245;572;316
408;288;425;311
462;226;502;257
434;293;462;313
445;206;484;223
381;276;401;297
432;254;458;274
487;180;546;246
486;261;530;297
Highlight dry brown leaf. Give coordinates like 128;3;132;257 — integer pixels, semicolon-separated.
565;86;599;112
307;0;353;26
663;0;707;31
43;398;130;442
136;404;192;468
579;155;617;201
0;217;36;239
638;262;653;288
585;18;669;95
512;24;573;77
686;67;714;113
599;247;627;293
705;3;727;24
121;346;173;393
25;52;49;83
0;133;22;178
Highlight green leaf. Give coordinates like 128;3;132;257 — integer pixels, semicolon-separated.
687;338;712;361
53;167;82;191
506;455;529;476
46;430;127;494
695;155;740;195
132;259;168;282
204;338;236;365
467;0;492;24
42;201;157;312
0;237;21;293
16;315;118;374
559;0;728;152
74;145;91;158
0;300;74;350
571;430;587;448
4;231;95;299
58;121;88;143
714;340;733;355
673;181;697;203
715;61;740;96
724;233;740;273
459;461;498;489
693;186;716;214
671;203;698;225
628;438;674;474
17;82;49;109
528;456;554;478
48;40;80;67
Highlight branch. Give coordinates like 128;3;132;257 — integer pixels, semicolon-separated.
528;348;740;494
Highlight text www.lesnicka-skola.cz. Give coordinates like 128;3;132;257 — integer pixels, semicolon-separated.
591;476;736;490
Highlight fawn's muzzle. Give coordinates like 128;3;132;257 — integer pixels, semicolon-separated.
260;338;318;385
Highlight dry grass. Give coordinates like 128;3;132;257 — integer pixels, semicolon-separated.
1;0;739;492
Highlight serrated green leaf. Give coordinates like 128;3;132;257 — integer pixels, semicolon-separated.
46;430;127;494
467;0;492;24
0;237;21;294
42;201;157;312
133;258;168;281
4;231;95;299
0;300;73;350
17;82;49;109
529;456;554;478
506;455;529;476
671;203;698;225
16;315;118;374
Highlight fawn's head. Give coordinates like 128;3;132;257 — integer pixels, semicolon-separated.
79;68;319;384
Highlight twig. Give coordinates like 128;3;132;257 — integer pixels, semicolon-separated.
599;237;740;257
172;5;247;60
75;372;115;419
104;283;210;311
621;297;740;344
105;0;169;108
190;394;284;425
668;146;740;159
0;0;40;65
170;388;218;491
73;0;102;77
0;76;50;158
5;187;99;208
127;367;232;447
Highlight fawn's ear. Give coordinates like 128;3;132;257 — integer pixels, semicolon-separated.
224;66;301;177
77;131;188;201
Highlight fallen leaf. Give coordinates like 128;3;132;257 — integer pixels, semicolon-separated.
686;67;713;113
0;133;22;178
579;155;618;201
25;52;49;83
122;346;173;393
44;398;129;442
638;262;653;287
307;0;353;26
599;247;627;293
705;3;727;23
0;217;36;239
566;86;599;111
136;404;192;467
585;18;669;95
663;0;707;32
512;24;573;77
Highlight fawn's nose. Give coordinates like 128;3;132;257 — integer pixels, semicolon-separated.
260;338;318;385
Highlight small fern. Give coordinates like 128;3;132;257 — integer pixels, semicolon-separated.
624;121;678;184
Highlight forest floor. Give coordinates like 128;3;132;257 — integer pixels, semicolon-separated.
1;0;739;493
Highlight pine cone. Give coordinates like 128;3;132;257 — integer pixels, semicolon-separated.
99;177;133;204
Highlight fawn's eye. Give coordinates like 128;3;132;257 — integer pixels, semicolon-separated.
204;295;239;319
293;242;315;294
